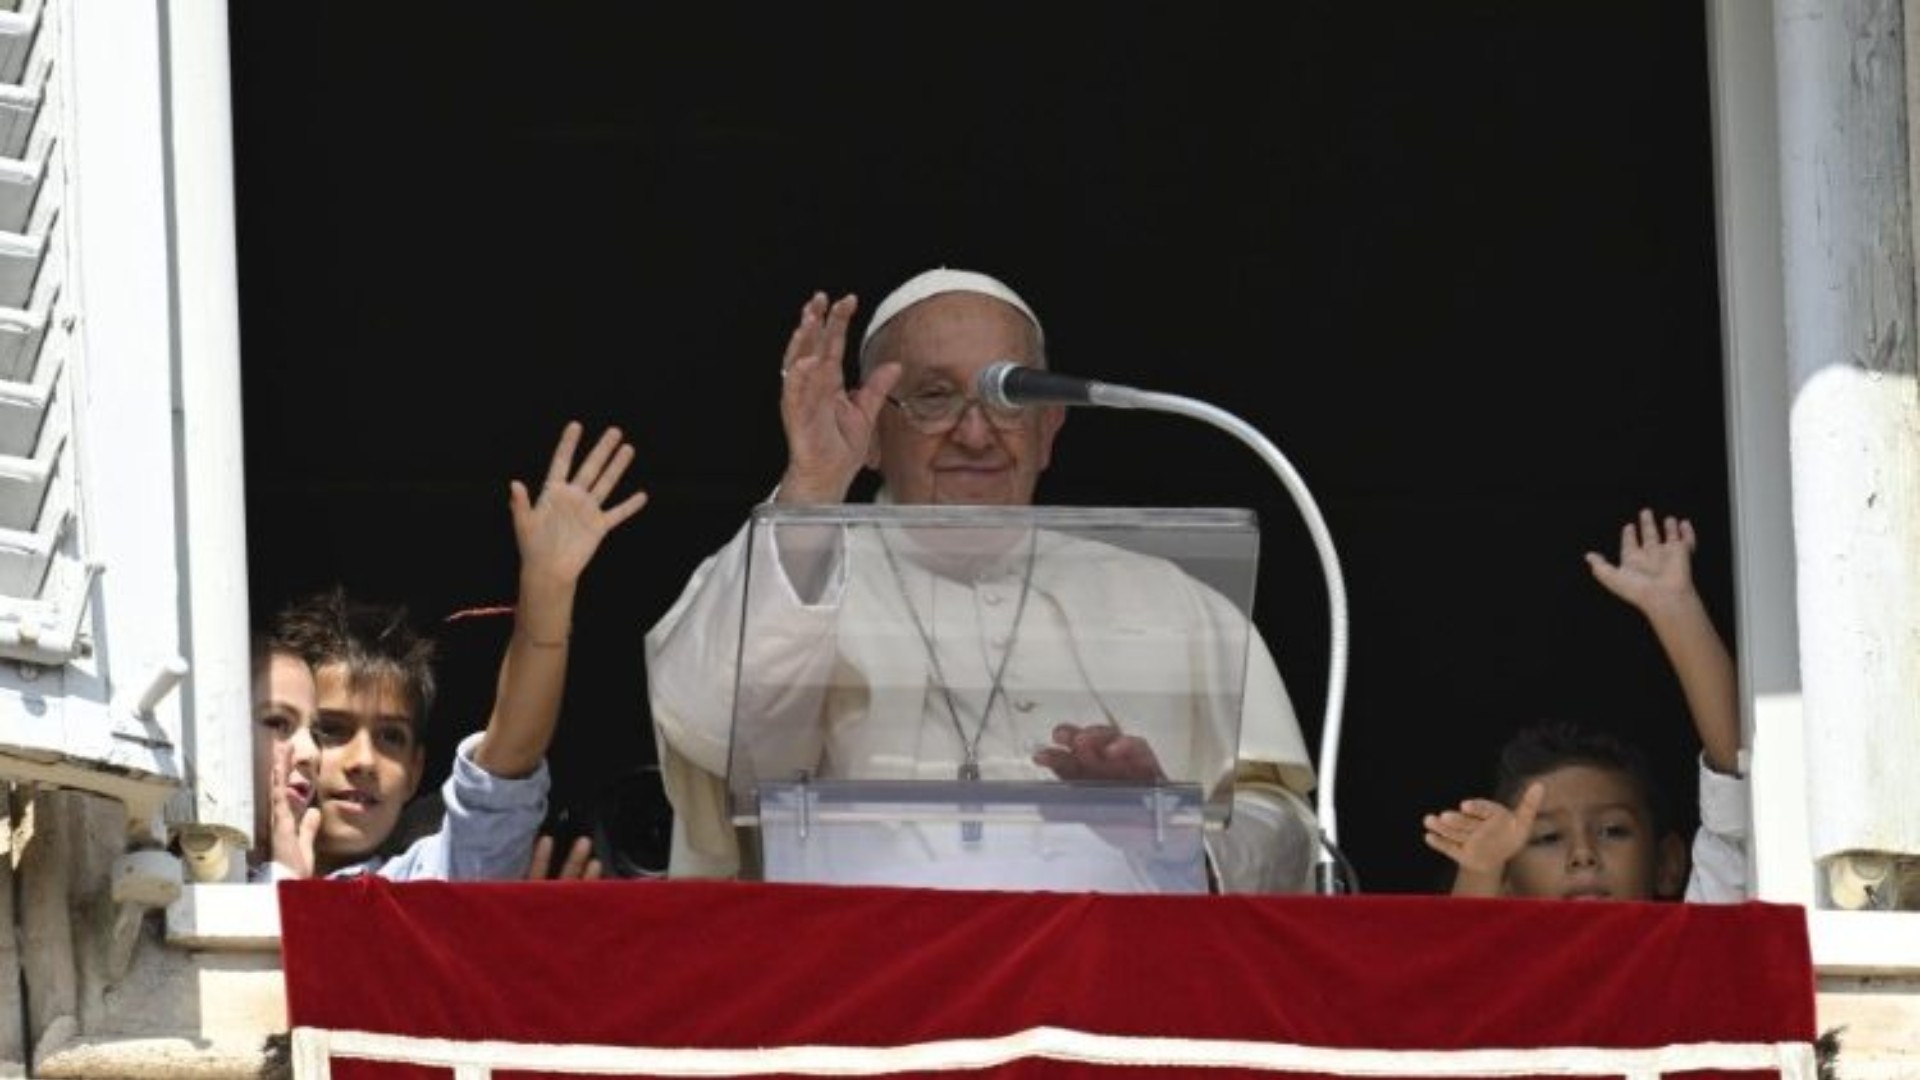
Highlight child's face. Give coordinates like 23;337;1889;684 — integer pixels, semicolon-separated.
309;662;425;868
251;651;319;845
251;641;318;845
1504;764;1683;901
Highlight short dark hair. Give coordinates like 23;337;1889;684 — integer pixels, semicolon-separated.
270;586;437;735
1494;719;1671;837
250;630;291;670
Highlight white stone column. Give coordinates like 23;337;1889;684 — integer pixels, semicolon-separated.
1775;0;1920;896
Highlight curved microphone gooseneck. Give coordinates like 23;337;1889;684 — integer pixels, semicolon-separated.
979;361;1353;895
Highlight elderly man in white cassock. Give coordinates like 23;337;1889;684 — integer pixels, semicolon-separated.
644;267;1319;892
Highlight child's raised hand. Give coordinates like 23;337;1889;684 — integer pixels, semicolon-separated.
510;421;650;583
1585;507;1697;616
267;745;320;879
1422;780;1544;876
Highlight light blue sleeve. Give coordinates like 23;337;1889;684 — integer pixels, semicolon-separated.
368;731;550;883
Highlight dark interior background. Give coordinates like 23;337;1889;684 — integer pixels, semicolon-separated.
227;2;1732;894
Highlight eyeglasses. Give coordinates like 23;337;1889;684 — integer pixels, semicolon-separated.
885;387;1029;433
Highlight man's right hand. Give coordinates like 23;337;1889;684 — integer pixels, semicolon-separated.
775;292;901;505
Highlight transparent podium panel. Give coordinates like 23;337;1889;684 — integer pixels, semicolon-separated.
757;779;1209;893
727;503;1261;892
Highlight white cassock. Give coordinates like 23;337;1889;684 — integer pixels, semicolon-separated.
645;509;1319;893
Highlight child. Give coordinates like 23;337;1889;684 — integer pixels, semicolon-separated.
250;643;602;882
247;635;320;881
1422;508;1748;903
272;420;647;880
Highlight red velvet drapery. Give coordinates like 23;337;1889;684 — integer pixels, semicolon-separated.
280;878;1816;1080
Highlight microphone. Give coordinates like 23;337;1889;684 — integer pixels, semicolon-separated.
978;356;1354;895
976;361;1148;410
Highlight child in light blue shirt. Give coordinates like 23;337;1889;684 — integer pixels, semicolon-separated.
271;421;647;881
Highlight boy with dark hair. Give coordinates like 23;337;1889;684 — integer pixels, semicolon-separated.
1462;718;1692;901
1492;721;1674;839
273;421;647;880
270;588;437;877
1423;508;1747;903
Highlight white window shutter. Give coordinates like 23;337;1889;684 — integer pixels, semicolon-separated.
0;0;185;836
0;0;79;664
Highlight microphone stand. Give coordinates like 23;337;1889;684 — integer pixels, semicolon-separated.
1074;380;1353;895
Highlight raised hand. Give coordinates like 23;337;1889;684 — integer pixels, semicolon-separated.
775;292;903;505
1422;781;1545;895
1033;723;1167;783
1584;507;1697;618
267;743;320;879
476;421;649;782
509;422;650;585
1586;506;1741;775
526;833;603;881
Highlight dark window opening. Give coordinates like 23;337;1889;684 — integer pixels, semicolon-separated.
229;3;1731;894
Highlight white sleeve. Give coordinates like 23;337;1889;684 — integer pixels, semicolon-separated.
1206;784;1319;893
1684;753;1751;904
643;512;847;876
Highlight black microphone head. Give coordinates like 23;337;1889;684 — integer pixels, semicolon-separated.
977;361;1024;410
979;363;1097;407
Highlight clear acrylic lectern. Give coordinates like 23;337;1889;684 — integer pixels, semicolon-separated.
727;503;1260;893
